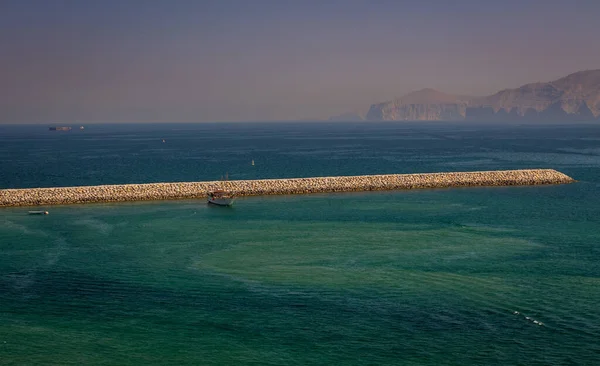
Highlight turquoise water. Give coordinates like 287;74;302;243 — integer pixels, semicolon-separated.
1;122;600;364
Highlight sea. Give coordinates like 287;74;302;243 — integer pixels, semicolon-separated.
1;122;599;365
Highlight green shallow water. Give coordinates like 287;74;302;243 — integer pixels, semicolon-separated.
1;122;600;365
2;186;600;365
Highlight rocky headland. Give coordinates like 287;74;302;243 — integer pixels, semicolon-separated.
360;70;600;122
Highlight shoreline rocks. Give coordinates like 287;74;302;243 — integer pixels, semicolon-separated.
0;169;575;207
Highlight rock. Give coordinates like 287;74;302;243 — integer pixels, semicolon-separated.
366;70;600;122
0;170;575;207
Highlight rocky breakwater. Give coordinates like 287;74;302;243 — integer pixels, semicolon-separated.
0;169;575;207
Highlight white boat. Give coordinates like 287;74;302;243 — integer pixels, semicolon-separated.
28;210;49;215
207;191;235;206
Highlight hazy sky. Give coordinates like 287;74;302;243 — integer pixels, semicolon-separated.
2;0;600;123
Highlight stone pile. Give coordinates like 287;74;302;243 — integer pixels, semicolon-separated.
0;169;575;207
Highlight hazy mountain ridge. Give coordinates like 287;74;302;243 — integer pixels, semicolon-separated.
365;89;472;121
363;70;600;122
328;111;365;121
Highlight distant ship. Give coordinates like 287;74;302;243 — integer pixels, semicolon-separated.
80;126;84;130
49;126;72;131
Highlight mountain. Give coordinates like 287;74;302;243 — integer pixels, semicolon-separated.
328;111;365;121
366;88;472;121
365;70;600;122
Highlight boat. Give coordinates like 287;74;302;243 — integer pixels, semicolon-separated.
207;190;235;206
28;210;49;215
49;126;71;131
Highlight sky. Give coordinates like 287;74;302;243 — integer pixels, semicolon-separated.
1;0;600;123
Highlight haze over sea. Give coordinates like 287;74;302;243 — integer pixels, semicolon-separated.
1;122;600;365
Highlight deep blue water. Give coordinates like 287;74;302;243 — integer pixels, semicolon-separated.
2;121;599;188
1;122;600;365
